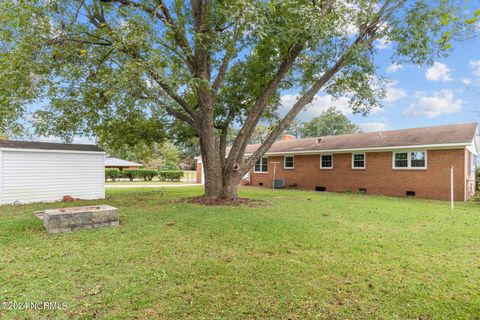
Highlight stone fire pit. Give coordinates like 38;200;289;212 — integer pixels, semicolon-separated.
35;205;119;234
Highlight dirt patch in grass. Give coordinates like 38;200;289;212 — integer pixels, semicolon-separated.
184;196;269;207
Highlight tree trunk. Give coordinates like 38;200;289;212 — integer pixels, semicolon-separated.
202;160;242;202
221;174;241;201
200;133;243;201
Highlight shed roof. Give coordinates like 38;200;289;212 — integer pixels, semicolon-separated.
105;157;143;167
235;122;478;155
0;140;104;152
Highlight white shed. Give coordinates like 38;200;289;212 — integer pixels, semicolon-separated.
0;140;105;205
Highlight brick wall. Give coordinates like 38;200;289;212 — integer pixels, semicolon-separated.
248;149;467;201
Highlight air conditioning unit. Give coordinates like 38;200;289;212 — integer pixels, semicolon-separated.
273;179;285;189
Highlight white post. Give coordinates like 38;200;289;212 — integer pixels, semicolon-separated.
271;161;280;189
450;165;454;210
272;162;277;189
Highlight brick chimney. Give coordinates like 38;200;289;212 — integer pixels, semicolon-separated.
279;134;295;141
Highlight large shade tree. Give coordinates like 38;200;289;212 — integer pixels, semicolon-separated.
0;0;473;201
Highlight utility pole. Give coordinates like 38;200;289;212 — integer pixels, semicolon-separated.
450;165;454;210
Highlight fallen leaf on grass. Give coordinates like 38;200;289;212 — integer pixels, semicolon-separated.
88;285;102;295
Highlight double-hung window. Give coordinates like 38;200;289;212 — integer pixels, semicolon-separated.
320;154;333;169
284;156;294;169
393;151;427;169
254;157;268;173
352;153;366;169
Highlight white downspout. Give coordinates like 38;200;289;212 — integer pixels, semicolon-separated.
0;150;2;205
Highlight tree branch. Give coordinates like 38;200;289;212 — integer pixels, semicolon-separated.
83;1;198;124
99;0;195;71
212;20;243;96
224;42;304;172
243;0;405;171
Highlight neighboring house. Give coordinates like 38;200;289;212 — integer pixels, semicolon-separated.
0;140;105;204
105;157;143;170
196;123;479;201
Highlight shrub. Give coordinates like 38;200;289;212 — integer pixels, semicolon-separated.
136;169;158;181
121;169;140;181
477;168;480;191
105;168;120;182
158;170;184;181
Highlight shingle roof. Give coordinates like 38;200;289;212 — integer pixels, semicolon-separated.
105;157;143;167
240;123;478;155
0;140;104;152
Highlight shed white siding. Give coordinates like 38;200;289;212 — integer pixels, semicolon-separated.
0;149;105;204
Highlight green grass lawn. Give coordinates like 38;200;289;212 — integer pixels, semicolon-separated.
1;187;479;319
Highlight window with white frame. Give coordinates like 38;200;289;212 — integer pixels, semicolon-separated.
320;154;333;169
254;157;268;172
284;156;294;169
393;151;427;169
394;152;408;168
352;153;365;169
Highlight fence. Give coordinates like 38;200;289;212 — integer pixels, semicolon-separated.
182;170;197;183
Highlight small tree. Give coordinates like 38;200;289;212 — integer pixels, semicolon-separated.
160;142;180;170
301;107;360;137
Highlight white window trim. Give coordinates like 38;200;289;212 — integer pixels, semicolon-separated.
254;157;269;173
283;155;294;169
352;153;366;169
392;151;428;169
320;154;333;169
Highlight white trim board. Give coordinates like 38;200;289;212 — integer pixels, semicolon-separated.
242;142;469;157
0;148;105;155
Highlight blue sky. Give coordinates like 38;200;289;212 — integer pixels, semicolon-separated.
280;33;480;132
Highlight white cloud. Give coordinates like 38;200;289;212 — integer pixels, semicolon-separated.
358;122;389;132
462;78;473;86
279;94;352;121
386;63;404;73
384;81;406;103
425;62;453;82
374;38;391;50
403;89;463;118
469;60;480;78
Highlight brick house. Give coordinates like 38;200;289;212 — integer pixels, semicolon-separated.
196;123;479;201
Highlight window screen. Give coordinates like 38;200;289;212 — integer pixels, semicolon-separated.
284;156;294;168
352;154;365;168
394;152;408;168
320;155;332;168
